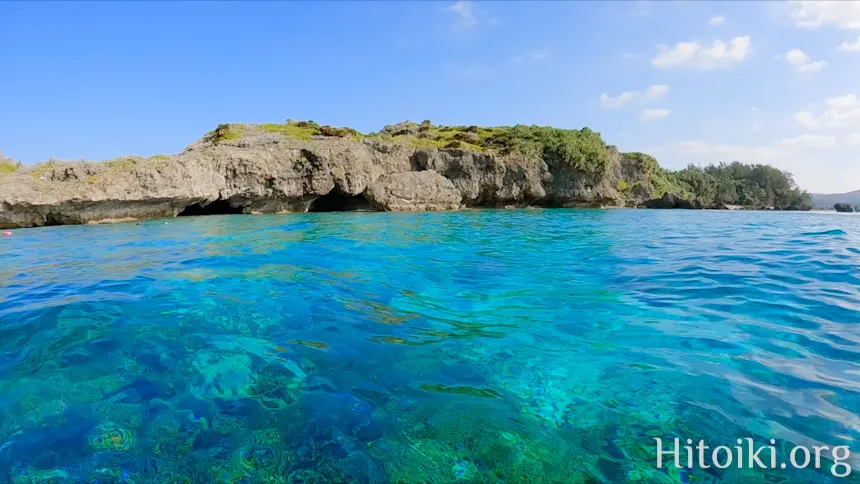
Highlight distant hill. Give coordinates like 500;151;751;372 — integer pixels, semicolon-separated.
811;190;860;210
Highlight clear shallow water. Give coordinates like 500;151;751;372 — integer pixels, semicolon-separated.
1;209;859;483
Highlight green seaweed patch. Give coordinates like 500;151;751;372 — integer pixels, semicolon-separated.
90;424;134;452
287;339;328;350
420;383;502;398
369;335;432;345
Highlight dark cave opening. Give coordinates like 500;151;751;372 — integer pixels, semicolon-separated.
308;193;373;212
177;199;244;216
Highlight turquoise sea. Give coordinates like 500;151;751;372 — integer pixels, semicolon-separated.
0;209;858;483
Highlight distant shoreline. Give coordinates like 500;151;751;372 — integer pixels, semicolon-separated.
0;120;814;229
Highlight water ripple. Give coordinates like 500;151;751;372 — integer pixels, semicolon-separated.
0;210;858;482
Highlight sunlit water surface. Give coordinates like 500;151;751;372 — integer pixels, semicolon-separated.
1;210;859;483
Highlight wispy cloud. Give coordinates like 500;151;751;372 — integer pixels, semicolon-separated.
445;63;492;81
638;108;671;122
448;1;478;29
651;36;752;70
512;50;549;64
782;48;827;72
530;50;549;61
781;134;836;148
794;94;860;130
633;0;651;18
600;91;638;109
599;85;669;109
839;36;860;52
709;16;725;26
787;1;860;30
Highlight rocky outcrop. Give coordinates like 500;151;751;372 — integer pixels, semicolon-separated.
834;203;855;213
641;192;699;209
0;120;813;229
0;124;629;229
366;171;461;211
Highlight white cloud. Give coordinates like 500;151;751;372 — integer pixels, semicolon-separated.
797;60;827;72
839;36;860;52
633;0;651;18
645;84;670;100
599;84;669;109
445;64;492;81
788;1;860;30
785;48;810;65
710;16;725;25
530;50;549;61
794;111;818;128
600;91;638;109
847;133;860;146
783;48;827;72
639;109;671;122
512;50;549;63
794;94;860;130
448;1;478;28
780;134;837;148
651;36;752;69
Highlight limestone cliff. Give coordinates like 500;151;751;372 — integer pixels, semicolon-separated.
2;121;656;229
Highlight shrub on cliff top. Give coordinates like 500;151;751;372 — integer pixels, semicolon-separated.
318;125;361;138
621;152;659;177
486;125;611;177
0;161;19;175
209;124;243;143
260;121;322;140
0;152;20;175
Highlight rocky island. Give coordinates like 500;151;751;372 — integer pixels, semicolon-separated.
0;120;812;229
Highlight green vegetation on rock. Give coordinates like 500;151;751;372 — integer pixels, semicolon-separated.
193;119;811;210
256;120;362;141
0;151;20;175
487;125;611;176
0;160;19;175
369;122;613;178
619;151;810;209
209;123;244;142
680;162;810;210
259;121;321;140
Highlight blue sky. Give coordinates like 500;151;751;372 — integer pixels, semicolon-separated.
3;1;859;193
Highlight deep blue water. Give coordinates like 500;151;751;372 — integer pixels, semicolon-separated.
0;209;858;483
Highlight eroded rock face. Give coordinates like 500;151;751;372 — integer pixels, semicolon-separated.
366;170;461;211
0;125;624;228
